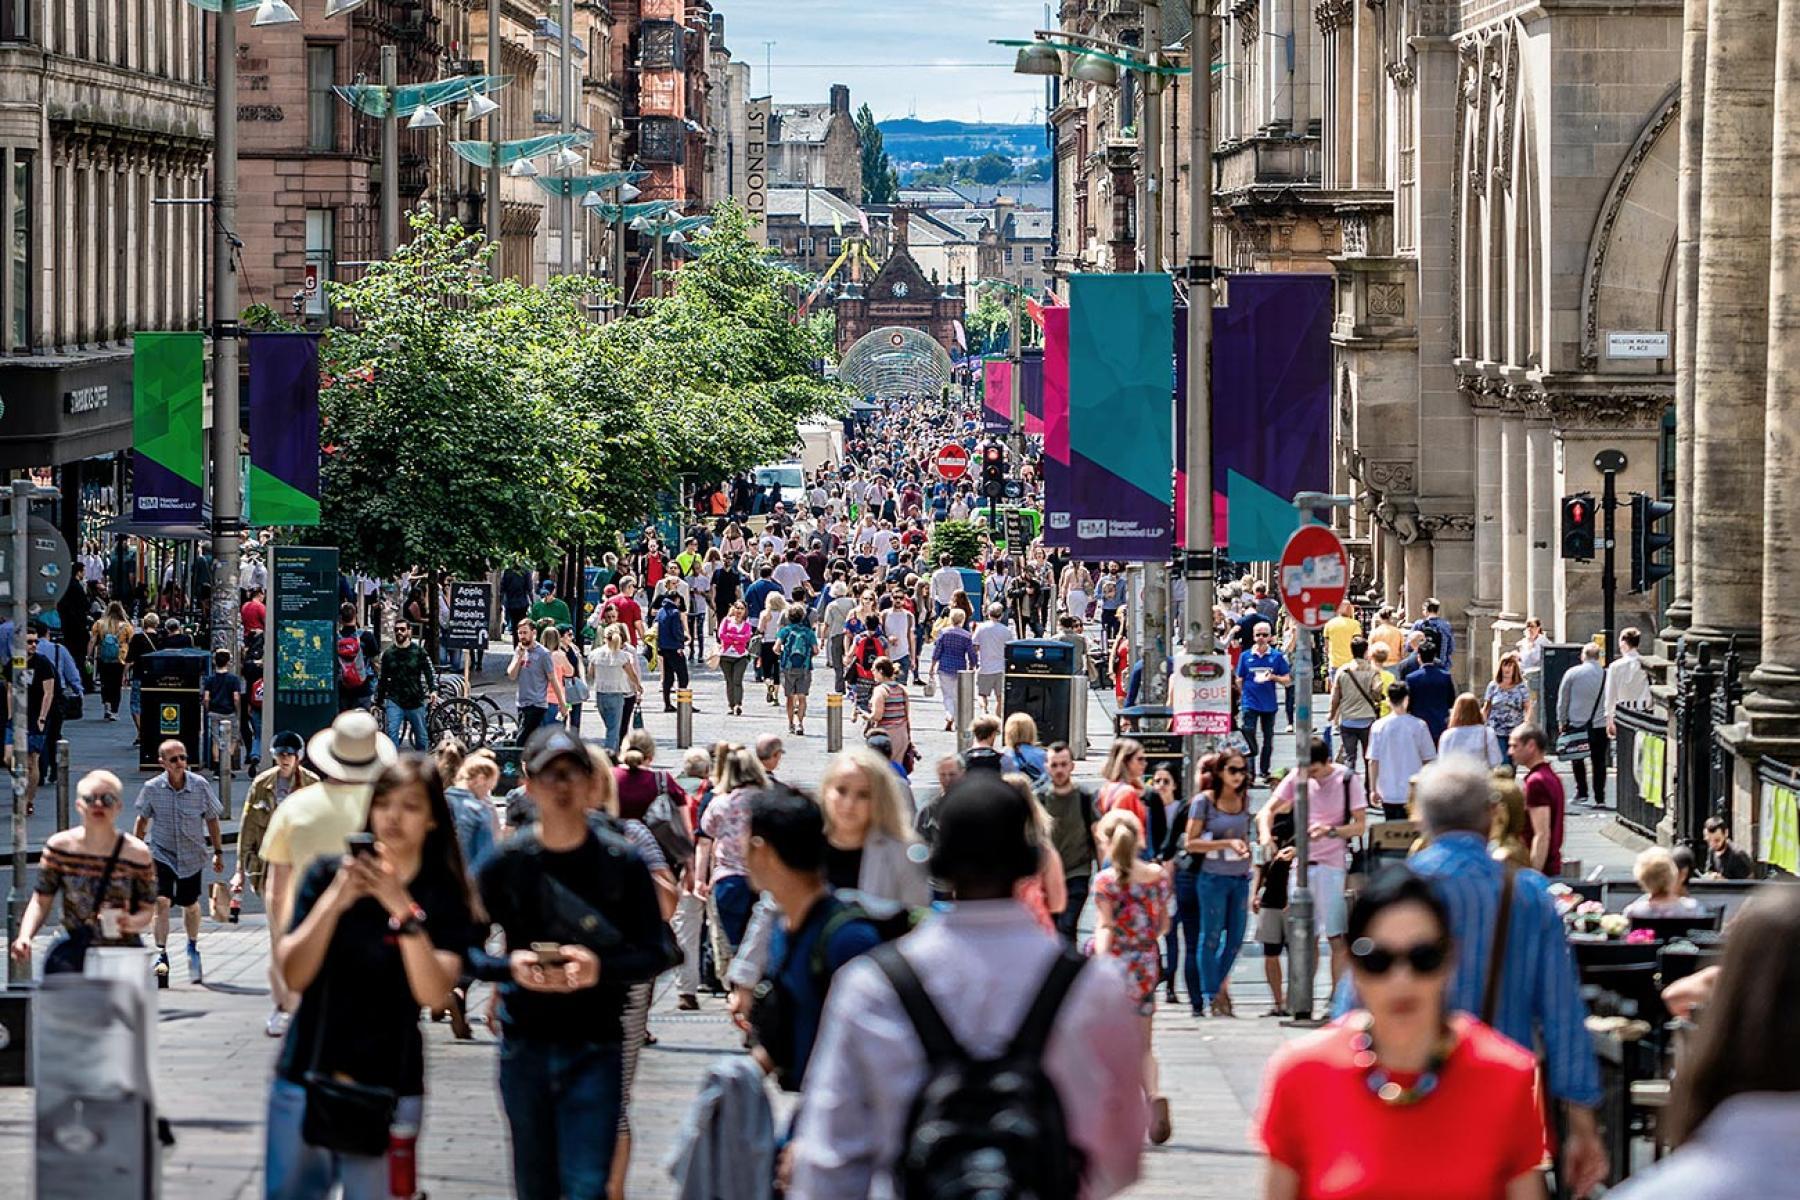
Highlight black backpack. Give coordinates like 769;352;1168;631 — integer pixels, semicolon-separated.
872;942;1087;1200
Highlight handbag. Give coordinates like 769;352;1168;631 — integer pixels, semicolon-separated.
302;975;404;1157
564;673;591;705
1554;682;1605;759
209;880;232;923
43;834;127;976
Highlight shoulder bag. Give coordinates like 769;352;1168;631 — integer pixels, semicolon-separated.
1481;865;1519;1025
1554;679;1605;759
42;834;129;976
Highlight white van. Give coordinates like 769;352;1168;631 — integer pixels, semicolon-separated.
797;423;843;474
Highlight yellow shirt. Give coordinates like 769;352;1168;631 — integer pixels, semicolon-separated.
1369;622;1405;663
1324;614;1363;672
257;779;374;909
1374;668;1396;717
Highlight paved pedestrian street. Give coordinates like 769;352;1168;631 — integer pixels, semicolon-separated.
0;653;1642;1198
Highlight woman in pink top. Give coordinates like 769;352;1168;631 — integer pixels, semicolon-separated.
716;601;754;716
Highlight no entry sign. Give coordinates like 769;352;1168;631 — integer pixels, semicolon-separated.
1278;524;1349;629
936;443;970;480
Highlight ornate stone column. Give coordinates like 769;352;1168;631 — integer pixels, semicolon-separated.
1468;382;1503;672
1498;409;1528;621
1664;0;1708;647
1745;0;1800;738
1688;0;1777;659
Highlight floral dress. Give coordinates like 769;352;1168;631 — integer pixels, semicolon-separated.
1093;865;1174;1014
1484;680;1531;745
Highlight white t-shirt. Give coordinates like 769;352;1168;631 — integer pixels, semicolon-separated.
972;621;1011;674
773;561;810;598
882;607;914;648
931;566;964;606
873;530;899;561
1368;712;1438;802
759;532;787;557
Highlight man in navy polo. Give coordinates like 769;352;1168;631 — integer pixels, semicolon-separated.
1235;623;1291;783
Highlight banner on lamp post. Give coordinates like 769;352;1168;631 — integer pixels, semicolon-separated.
131;332;206;524
1066;274;1173;563
248;333;323;527
1041;306;1071;546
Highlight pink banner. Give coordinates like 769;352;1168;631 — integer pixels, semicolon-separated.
982;359;1013;432
1042;307;1070;546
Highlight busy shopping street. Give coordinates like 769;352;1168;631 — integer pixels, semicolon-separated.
4;1;1799;1199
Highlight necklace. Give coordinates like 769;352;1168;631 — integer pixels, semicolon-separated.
1351;1013;1456;1106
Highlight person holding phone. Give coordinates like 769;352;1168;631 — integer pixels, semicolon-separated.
265;756;475;1200
470;725;673;1200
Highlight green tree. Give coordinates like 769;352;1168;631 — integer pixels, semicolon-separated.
856;104;900;205
927;520;986;568
965;295;1011;355
970;151;1013;185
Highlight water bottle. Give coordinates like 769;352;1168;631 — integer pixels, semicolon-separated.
387;1122;418;1197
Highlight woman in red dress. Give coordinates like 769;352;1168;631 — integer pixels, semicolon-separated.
1255;869;1547;1199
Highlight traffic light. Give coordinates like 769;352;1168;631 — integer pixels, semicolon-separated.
981;441;1007;500
1561;494;1596;561
1630;493;1675;593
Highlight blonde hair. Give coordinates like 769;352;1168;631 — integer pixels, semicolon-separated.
1102;737;1144;783
1096;807;1142;867
456;752;499;786
1004;711;1038;749
620;728;656;769
1489;768;1530;868
604;623;625;651
716;744;769;793
542;626;561;652
824;747;914;842
1635;846;1680;897
1003;772;1053;841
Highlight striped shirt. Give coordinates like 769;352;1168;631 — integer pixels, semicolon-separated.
1334;832;1602;1107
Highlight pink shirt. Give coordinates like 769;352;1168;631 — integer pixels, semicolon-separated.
1270;765;1364;869
718;617;753;656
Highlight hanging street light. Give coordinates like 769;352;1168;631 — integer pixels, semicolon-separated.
465;91;500;121
407;104;443;130
1013;42;1063;76
252;0;299;25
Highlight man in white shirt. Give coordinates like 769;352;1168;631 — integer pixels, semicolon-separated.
791;774;1148;1197
971;604;1013;715
772;551;810;599
881;598;917;681
1603;626;1653;737
1366;680;1437;818
758;528;788;558
872;520;899;563
930;554;965;616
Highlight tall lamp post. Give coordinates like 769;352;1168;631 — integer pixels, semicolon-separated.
1001;20;1193;708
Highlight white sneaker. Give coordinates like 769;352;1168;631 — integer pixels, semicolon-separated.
265;1009;290;1038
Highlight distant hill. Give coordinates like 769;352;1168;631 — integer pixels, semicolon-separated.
878;118;1049;168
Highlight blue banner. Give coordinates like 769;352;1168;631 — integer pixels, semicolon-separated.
1067;274;1173;562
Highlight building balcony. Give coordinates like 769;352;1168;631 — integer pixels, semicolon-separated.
1215;134;1321;197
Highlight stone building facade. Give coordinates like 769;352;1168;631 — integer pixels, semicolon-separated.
0;0;214;549
767;84;862;203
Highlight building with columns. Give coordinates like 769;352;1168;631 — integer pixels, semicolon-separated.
0;0;213;554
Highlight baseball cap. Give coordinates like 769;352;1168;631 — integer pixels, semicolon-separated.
270;730;305;755
523;725;595;776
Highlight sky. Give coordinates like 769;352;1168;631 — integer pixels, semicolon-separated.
717;0;1054;124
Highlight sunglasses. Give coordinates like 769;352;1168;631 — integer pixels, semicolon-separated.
1350;938;1450;977
83;792;121;807
1222;765;1247;776
163;754;187;763
536;762;590;785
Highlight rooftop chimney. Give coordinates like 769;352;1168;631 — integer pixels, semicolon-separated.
830;84;851;116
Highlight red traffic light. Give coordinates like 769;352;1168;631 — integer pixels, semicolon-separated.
1569;501;1586;524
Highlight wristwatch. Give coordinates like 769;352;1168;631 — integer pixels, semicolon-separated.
388;903;427;936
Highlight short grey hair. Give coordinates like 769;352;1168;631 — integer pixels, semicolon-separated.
1413;759;1497;837
1582;642;1602;661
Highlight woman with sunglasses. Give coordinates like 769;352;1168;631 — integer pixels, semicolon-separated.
1151;763;1191;1007
267;757;477;1200
1256;869;1546;1199
1097;737;1168;861
1185;750;1254;1017
9;770;156;974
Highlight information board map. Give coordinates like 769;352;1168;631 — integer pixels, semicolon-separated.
277;620;336;693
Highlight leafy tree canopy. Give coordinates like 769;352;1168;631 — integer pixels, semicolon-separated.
856;103;900;205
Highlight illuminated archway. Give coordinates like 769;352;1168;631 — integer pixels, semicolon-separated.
838;325;955;401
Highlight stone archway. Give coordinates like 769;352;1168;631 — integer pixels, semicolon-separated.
838;325;956;400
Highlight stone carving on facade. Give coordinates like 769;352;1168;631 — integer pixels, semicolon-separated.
1363;458;1416;495
1315;0;1353;33
1578;82;1681;369
1386;59;1416;88
1367;281;1406;317
1343;216;1368;256
1543;389;1674;431
1457;371;1508;411
1417;511;1477;541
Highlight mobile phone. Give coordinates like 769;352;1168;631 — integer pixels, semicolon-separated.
346;833;377;859
530;941;567;967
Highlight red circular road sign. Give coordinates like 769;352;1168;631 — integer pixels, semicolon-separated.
1277;524;1350;629
936;443;971;480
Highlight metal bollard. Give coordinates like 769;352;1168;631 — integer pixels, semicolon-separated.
675;688;693;749
54;740;70;831
1070;679;1089;761
216;716;236;822
955;670;978;755
825;693;844;752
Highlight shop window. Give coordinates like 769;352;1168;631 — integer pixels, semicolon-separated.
307;44;337;151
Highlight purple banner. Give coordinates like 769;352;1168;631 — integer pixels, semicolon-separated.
1018;348;1044;436
1042;307;1071;547
248;333;323;526
982;358;1012;433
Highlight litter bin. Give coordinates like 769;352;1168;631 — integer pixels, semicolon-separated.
137;649;208;769
1003;639;1076;746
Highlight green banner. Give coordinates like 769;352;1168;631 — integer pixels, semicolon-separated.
131;332;206;523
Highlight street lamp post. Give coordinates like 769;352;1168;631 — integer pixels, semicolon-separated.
381;44;399;256
487;0;502;278
560;0;575;277
1181;0;1217;792
212;0;244;672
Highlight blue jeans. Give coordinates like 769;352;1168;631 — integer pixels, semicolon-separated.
711;874;754;952
1170;866;1203;1011
1195;871;1250;1002
248;709;263;765
383;700;428;750
497;1038;624;1200
264;1077;423;1200
1054;872;1090;945
595;692;626;751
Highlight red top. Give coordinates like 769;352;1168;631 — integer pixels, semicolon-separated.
241;598;266;634
1255;1016;1544;1200
1522;760;1566;873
